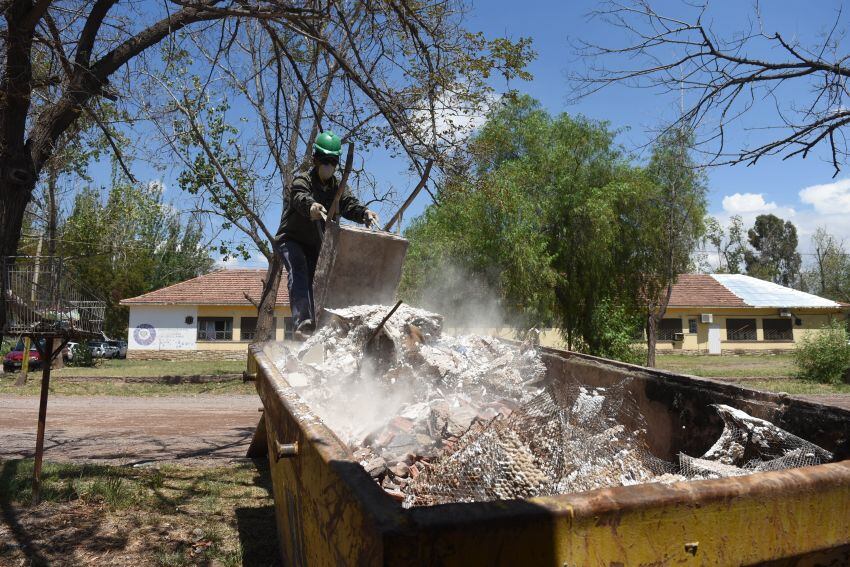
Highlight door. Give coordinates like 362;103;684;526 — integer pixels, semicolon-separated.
708;322;721;355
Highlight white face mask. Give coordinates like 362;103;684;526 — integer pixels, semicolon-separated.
318;163;336;181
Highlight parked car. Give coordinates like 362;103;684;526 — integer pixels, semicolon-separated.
3;341;42;372
106;340;127;359
88;341;110;358
64;341;78;362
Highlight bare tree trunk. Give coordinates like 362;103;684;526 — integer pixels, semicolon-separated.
255;252;283;342
645;313;658;368
1;178;35;340
46;163;58;257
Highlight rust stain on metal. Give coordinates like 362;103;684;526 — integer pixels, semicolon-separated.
250;343;850;566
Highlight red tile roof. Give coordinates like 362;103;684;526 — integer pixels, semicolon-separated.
668;274;747;307
120;269;288;306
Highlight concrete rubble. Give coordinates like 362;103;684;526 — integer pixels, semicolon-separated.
265;304;833;507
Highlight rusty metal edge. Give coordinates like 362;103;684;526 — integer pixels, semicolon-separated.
250;343;408;533
546;347;850;417
250;342;850;536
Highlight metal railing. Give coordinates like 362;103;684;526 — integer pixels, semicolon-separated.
2;256;105;337
727;322;757;341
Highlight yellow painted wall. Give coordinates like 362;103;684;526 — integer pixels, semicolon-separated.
196;305;292;350
444;327;566;349
455;308;847;354
654;307;846;352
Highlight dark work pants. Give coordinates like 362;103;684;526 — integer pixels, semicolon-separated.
278;238;320;327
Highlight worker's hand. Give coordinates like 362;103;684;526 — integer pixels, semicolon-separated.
365;210;379;227
309;202;327;221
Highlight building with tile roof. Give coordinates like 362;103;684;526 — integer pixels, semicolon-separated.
659;274;848;354
120;269;292;359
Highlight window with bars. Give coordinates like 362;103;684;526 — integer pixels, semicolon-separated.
688;319;698;334
763;318;793;341
197;317;233;341
240;317;277;341
726;318;756;341
658;318;683;340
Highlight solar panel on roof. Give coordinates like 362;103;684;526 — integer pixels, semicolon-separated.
711;274;839;308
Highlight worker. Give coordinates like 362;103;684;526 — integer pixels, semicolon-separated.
275;131;379;340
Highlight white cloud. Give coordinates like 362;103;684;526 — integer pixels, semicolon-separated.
721;192;778;214
215;251;269;270
216;256;242;269
412;90;498;148
799;178;850;214
146;179;167;194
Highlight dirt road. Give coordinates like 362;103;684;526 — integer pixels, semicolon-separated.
0;395;261;465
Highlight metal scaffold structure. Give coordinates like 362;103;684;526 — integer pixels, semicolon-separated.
1;256;106;502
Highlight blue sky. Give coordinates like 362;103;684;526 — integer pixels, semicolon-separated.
86;0;849;266
461;0;849;259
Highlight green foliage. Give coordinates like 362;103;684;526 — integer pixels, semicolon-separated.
803;227;850;302
631;126;707;365
402;96;703;357
66;342;94;367
175;83;262;262
60;181;214;337
745;214;802;287
587;300;645;365
704;215;747;274
793;320;850;384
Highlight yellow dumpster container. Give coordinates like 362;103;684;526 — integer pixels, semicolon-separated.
250;343;850;566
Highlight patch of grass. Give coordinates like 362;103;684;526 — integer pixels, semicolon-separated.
0;374;256;396
9;358;247;378
741;379;850;396
0;459;278;566
656;353;796;378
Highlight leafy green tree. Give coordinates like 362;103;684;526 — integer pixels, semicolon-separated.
60;180;213;337
745;214;802;287
704;215;747;274
803;227;850;301
631;127;707;366
403;97;708;365
403;96;649;359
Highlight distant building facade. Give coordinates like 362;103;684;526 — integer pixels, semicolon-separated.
657;274;848;354
121;269;291;360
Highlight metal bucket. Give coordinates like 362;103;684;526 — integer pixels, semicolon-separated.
251;343;850;565
312;223;408;324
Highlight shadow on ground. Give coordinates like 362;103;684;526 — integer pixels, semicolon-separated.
1;457;280;566
236;458;281;566
0;460;127;566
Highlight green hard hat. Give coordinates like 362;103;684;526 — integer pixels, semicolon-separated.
313;131;342;156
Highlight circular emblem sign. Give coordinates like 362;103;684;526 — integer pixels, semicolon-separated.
133;323;157;346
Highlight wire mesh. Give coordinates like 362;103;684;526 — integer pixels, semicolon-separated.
2;256;105;337
404;377;834;507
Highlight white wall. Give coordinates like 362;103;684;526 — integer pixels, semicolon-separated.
127;305;198;351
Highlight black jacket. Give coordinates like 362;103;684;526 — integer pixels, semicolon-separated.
276;168;368;250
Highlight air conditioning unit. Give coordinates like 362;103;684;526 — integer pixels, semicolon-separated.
779;309;792;318
673;332;685;342
700;313;713;324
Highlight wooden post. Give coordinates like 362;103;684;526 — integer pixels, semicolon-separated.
15;336;31;386
32;340;52;504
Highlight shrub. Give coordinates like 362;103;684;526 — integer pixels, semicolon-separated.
792;320;850;384
67;343;94;367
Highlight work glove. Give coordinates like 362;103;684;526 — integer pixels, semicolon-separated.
309;202;327;221
365;210;379;227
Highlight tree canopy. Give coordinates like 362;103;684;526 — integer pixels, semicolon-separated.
401;96;707;363
25;181;215;337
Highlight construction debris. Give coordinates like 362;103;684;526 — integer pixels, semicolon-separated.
265;304;833;508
